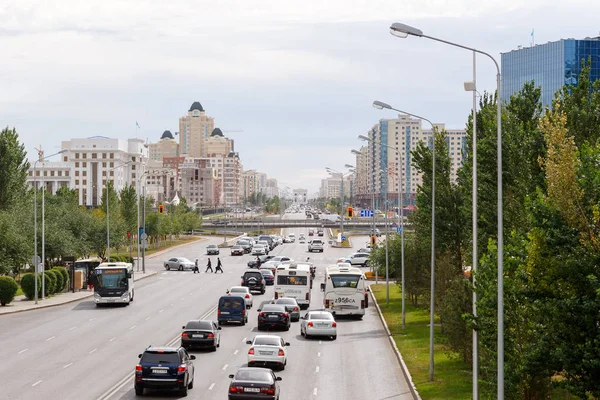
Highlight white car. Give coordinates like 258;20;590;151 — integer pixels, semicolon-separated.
287;234;295;243
228;286;253;308
252;244;268;256
246;335;290;370
348;252;370;267
300;310;337;340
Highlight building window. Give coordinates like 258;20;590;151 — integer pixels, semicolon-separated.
83;153;87;159
65;171;69;177
75;180;79;185
132;164;136;170
75;153;80;159
82;180;87;185
92;153;97;159
110;162;114;168
102;171;106;176
63;156;68;162
75;171;79;177
110;153;114;159
75;162;79;168
83;162;87;167
102;153;106;159
110;171;114;177
82;171;87;176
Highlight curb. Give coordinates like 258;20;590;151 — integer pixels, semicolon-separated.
369;284;422;400
0;271;158;316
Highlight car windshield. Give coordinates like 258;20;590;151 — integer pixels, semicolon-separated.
254;337;281;346
260;270;273;276
230;287;247;293
330;274;360;288
208;245;217;248
235;369;273;383
276;298;297;305
233;246;242;249
141;351;179;364
262;304;284;312
185;321;213;330
309;312;334;320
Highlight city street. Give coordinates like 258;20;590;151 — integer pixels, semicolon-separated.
0;214;412;400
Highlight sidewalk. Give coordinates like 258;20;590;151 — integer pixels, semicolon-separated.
0;270;158;316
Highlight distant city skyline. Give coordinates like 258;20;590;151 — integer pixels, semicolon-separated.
3;0;599;193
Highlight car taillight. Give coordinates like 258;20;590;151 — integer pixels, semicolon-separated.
325;300;330;308
274;292;278;299
261;388;275;395
218;309;221;316
242;309;246;316
332;322;337;327
283;312;289;317
294;307;298;311
259;312;264;317
361;299;365;309
182;333;188;338
278;349;285;356
306;292;310;300
207;333;214;338
241;280;244;285
307;321;313;327
245;294;250;298
135;365;142;371
248;348;255;355
177;365;187;373
230;386;242;393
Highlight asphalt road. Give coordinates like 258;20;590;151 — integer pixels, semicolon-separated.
0;213;412;400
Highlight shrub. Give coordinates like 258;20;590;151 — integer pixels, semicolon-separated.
20;273;41;300
44;271;57;296
0;276;19;306
53;267;69;291
51;268;65;293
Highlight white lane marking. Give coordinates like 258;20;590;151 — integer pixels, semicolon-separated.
109;337;116;342
145;317;150;321
319;340;322;344
32;380;42;387
18;348;28;354
45;336;55;341
315;366;320;373
222;364;228;371
161;272;167;275
189;292;193;296
63;362;73;369
233;349;239;355
159;309;164;313
208;383;215;390
317;352;321;357
129;325;136;330
68;326;77;331
181;297;185;301
242;337;247;343
89;318;96;321
89;348;97;354
313;388;318;396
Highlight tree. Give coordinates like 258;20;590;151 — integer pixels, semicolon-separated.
0;127;30;211
120;184;138;239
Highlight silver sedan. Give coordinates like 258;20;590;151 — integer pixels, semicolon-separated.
164;257;195;271
300;310;337;340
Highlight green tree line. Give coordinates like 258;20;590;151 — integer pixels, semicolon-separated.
0;127;202;275
369;61;600;398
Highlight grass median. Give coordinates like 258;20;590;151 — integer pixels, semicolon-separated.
370;283;471;399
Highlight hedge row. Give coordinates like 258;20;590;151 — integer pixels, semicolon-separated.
108;255;134;263
20;267;70;300
0;276;19;306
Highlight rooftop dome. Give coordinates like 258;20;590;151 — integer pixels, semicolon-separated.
189;101;205;112
211;127;224;137
161;130;174;140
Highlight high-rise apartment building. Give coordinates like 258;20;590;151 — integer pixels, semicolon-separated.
319;177;342;200
178;101;215;157
148;130;179;161
205;128;234;156
501;36;600;108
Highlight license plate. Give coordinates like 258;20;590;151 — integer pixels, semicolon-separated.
107;299;115;302
152;369;168;374
259;351;273;355
244;388;260;393
268;315;278;319
193;334;204;338
317;323;328;327
221;311;230;314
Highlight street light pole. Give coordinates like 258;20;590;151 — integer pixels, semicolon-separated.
390;22;502;395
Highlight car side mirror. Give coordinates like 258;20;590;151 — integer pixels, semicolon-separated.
320;283;325;292
182;326;185;329
257;309;261;312
190;355;196;360
229;374;235;379
285;342;290;346
138;354;142;358
276;376;282;381
217;326;222;330
246;340;252;345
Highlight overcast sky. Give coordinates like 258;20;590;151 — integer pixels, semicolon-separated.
1;0;599;194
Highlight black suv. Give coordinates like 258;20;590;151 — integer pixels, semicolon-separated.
135;346;195;397
241;270;266;294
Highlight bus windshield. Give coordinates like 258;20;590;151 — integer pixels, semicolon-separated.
277;275;308;286
95;269;128;289
330;274;360;288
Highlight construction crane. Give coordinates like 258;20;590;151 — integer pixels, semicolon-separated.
34;145;44;162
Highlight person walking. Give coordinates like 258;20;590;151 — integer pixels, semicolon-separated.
194;259;199;273
205;258;213;273
215;257;224;273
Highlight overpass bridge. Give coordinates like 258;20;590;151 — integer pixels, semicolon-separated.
201;218;411;230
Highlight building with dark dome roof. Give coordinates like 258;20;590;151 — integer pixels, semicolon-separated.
179;101;214;157
188;101;205;112
211;128;224;137
205;127;234;156
161;130;174;140
148;129;179;161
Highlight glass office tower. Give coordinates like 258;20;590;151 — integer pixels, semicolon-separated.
501;37;600;108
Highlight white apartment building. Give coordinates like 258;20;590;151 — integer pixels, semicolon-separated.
27;137;148;207
319;177;342;200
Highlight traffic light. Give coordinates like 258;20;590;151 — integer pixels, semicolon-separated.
158;205;164;214
347;206;353;218
127;231;131;238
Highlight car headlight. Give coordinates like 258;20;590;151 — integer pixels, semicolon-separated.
121;292;129;298
94;293;101;299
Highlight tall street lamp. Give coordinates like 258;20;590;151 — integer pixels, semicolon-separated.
370;100;437;381
106;161;132;261
359;132;403;310
390;22;502;397
34;149;67;303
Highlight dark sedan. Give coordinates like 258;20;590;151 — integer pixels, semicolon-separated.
207;244;220;255
260;270;275;286
181;320;221;351
228;367;282;400
247;255;274;269
257;304;290;331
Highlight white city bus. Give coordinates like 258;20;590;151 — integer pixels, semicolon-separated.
320;265;367;318
93;262;134;306
275;263;311;309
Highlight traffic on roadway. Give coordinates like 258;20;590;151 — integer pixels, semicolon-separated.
0;210;412;400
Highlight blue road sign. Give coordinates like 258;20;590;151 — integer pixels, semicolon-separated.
360;210;366;217
397;227;403;233
341;235;346;241
368;210;374;217
391;222;397;228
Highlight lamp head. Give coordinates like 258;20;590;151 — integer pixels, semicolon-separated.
351;149;362;155
373;100;392;110
390;22;423;38
58;149;68;154
464;81;476;92
358;135;369;141
344;164;354;169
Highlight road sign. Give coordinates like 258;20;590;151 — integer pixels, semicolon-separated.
341;235;346;242
141;239;148;249
391;222;397;228
141;233;148;240
360;209;374;217
397;227;403;233
31;255;41;266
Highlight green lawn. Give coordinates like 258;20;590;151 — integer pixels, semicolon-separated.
371;284;472;399
111;237;202;258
